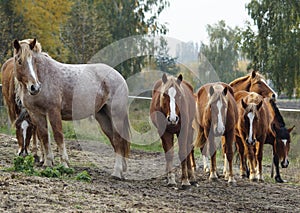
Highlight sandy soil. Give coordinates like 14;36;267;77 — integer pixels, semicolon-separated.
0;134;299;213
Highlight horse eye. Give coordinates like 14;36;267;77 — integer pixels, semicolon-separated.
17;58;22;65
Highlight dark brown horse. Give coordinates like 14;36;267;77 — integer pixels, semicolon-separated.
1;39;40;158
235;91;272;181
266;99;295;182
150;74;196;188
193;83;238;183
12;38;130;179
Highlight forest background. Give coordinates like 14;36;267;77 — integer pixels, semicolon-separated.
0;0;299;97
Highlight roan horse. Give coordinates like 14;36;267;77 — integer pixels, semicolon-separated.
12;38;130;179
1;39;40;158
235;91;272;181
230;71;294;182
150;74;196;188
193;83;238;183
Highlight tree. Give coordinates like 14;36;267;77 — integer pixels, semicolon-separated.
200;20;242;83
13;0;73;61
62;0;112;63
243;0;300;97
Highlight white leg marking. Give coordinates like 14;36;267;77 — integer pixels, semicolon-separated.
167;172;177;186
247;112;255;143
112;154;124;179
168;87;177;123
21;120;29;151
203;155;210;173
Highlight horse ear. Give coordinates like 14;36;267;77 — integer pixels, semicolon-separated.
251;70;257;79
162;73;167;84
223;87;228;96
209;86;214;96
241;99;248;109
288;125;295;133
13;39;20;53
257;100;263;110
177;74;183;85
29;38;37;50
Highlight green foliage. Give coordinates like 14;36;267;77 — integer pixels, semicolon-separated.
200;20;243;83
13;155;35;175
242;0;300;97
75;170;91;182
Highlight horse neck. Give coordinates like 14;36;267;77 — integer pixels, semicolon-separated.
230;76;251;92
269;99;285;128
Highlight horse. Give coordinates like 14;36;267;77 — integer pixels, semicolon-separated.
193;83;238;183
12;38;130;179
266;99;295;182
229;70;277;99
230;71;294;182
1;39;40;158
150;73;196;188
235;91;272;181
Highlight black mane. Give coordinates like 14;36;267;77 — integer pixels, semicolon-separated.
270;99;285;127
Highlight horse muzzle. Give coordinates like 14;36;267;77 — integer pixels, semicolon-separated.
28;83;41;95
281;159;289;168
246;138;256;145
167;115;179;125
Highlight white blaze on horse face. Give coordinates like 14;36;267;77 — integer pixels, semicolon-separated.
216;100;225;134
27;55;38;83
282;139;287;147
21;120;29;149
168;87;177;123
247;112;255;143
261;79;278;99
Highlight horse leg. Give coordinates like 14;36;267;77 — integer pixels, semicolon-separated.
209;151;218;181
48;109;69;168
223;132;236;184
31;126;40;163
255;141;264;182
246;144;257;181
186;125;196;185
161;132;176;186
236;136;247;178
34;114;54;167
95;106;129;180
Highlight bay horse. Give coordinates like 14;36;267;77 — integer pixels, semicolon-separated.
12;38;130;179
235;91;272;181
1;39;40;158
193;83;237;183
230;71;294;182
150;73;196;188
266;99;295;182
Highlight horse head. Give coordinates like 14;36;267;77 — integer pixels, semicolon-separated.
159;73;183;125
241;97;263;145
207;84;228;137
273;124;295;168
249;71;277;99
13;38;41;96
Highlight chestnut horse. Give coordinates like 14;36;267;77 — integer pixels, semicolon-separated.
194;83;238;183
12;38;130;179
235;91;272;181
150;74;196;188
230;71;294;182
1;39;40;158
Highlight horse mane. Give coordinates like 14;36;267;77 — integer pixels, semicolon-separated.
269;99;286;127
18;39;42;53
206;84;228;110
229;71;265;87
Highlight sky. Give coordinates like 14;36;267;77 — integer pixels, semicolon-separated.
158;0;252;44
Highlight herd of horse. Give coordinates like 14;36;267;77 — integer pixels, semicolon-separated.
0;38;295;187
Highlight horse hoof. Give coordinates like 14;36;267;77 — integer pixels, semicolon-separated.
250;178;257;182
34;155;40;163
275;176;284;183
190;181;198;187
180;184;191;190
111;174;125;181
209;177;218;182
167;183;177;187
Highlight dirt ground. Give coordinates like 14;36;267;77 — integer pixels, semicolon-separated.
0;133;299;213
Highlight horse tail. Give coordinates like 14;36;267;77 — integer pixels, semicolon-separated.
193;125;206;148
122;113;131;158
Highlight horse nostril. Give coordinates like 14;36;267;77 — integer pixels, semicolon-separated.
31;85;36;92
272;94;276;99
175;116;179;122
